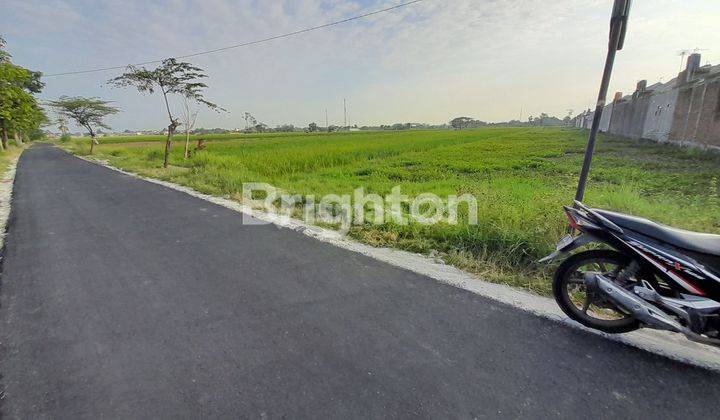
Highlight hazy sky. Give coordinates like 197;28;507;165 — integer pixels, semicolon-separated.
3;0;720;131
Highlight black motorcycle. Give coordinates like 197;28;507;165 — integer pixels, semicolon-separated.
541;201;720;345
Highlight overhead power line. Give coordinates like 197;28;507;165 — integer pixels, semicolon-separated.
44;0;425;78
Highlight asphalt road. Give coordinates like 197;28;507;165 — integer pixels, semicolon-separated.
1;144;718;419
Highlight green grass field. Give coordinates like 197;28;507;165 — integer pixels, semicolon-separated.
64;128;720;294
80;131;344;144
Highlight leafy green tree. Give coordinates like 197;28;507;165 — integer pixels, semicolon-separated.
0;37;46;150
450;117;486;130
108;58;222;167
0;62;44;149
449;117;467;130
8;96;47;144
48;96;120;154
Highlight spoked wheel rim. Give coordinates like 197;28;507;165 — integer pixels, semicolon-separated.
561;256;634;325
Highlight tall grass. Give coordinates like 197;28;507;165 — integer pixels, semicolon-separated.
64;128;720;294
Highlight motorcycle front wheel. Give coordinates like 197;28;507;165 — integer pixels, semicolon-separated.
553;249;641;334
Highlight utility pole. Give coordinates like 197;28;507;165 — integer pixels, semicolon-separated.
574;0;632;204
325;108;329;133
344;98;348;129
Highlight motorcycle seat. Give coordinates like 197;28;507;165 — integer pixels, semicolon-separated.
594;209;720;257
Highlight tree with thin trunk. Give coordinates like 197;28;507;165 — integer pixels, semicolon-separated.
57;115;69;136
180;96;198;159
48;96;120;154
243;112;257;131
108;58;222;168
1;71;45;150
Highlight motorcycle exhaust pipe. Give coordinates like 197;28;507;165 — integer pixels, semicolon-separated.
586;274;720;347
585;273;684;333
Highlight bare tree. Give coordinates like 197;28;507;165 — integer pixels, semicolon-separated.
48;96;120;154
108;58;222;167
180;96;199;159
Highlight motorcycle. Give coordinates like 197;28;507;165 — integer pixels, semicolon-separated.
541;201;720;346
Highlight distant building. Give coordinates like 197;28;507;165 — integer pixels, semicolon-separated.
573;109;594;129
573;54;720;150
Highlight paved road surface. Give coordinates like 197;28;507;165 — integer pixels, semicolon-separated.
1;145;718;419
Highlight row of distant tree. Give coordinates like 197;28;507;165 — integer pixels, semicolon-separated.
302;113;573;133
187;111;576;135
298;113;573;134
110;111;575;137
449;113;571;130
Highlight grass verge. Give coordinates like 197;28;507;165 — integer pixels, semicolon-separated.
0;144;23;174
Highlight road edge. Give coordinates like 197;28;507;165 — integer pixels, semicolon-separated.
73;151;720;371
0;150;22;263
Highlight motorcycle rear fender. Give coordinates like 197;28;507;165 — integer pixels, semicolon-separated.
538;234;597;263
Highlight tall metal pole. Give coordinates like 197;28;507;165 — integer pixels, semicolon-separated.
679;51;689;74
574;0;632;203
